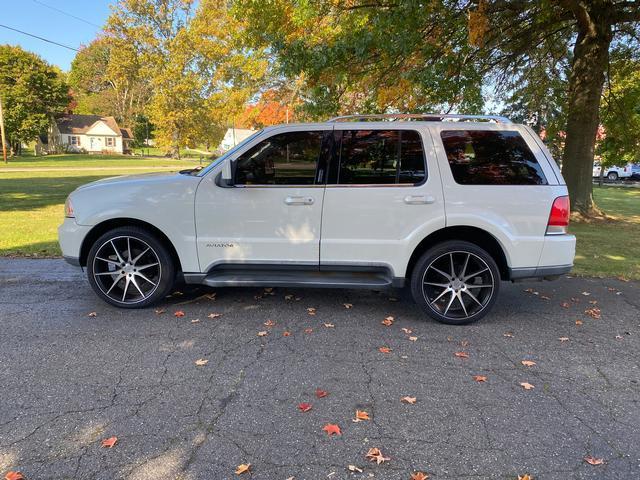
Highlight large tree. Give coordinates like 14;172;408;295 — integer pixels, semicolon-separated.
236;0;640;215
0;45;69;156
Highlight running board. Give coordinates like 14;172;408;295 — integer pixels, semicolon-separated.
198;269;395;289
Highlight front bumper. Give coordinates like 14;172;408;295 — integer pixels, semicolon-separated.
58;217;93;267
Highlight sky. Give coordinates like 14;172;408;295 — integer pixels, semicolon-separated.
0;0;112;71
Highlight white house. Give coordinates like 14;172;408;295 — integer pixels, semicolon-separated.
218;127;256;153
48;114;133;154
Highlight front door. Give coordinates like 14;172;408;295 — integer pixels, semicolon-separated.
195;126;331;272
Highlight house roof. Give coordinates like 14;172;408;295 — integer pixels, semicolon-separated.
55;114;121;136
120;128;133;140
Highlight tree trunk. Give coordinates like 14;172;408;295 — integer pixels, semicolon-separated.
561;10;612;216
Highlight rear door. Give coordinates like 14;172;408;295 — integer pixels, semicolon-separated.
319;125;445;278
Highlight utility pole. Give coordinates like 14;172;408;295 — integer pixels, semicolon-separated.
0;94;7;163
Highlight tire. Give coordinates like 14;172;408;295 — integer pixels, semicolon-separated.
607;171;618;181
87;226;175;308
410;241;500;325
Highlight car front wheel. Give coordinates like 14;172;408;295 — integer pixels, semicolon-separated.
411;241;500;325
87;227;175;308
607;171;619;181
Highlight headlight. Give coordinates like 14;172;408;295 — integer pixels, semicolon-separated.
64;196;75;218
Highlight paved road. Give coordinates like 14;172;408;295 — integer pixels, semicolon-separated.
0;259;638;480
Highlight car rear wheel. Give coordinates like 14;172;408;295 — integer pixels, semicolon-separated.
410;241;500;325
87;227;175;308
607;171;619;181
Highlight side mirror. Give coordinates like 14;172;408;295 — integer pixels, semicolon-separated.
221;159;234;186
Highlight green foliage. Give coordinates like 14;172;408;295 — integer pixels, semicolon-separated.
0;45;69;153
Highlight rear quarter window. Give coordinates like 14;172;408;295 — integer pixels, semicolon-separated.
441;130;547;185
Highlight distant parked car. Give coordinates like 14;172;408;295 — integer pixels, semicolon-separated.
630;164;640;180
593;162;633;181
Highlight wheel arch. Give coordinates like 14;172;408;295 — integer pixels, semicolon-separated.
406;226;510;281
79;218;183;272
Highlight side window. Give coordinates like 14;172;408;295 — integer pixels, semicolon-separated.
441;130;547;185
235;131;323;185
337;130;426;185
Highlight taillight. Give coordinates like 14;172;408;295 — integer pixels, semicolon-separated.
546;196;569;235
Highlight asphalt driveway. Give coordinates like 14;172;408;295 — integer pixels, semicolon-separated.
0;259;639;480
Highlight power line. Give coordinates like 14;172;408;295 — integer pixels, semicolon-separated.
31;0;101;28
0;24;79;52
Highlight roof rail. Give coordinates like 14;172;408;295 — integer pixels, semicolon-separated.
327;113;512;124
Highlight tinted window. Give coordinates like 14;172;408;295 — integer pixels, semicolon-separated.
337;130;426;185
441;130;547;185
235;131;323;185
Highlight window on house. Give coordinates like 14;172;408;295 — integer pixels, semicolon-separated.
68;136;79;145
106;137;115;147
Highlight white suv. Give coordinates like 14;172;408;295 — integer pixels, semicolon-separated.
59;114;575;324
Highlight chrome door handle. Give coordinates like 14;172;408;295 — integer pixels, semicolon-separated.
404;195;435;205
285;195;314;205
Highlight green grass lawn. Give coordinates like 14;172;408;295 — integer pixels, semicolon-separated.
1;158;639;280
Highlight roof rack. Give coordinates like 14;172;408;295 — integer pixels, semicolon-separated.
327;113;512;124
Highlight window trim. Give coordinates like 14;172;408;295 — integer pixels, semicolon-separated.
327;128;428;187
440;129;549;187
231;129;330;188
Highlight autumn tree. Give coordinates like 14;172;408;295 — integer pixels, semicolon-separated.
0;45;69;156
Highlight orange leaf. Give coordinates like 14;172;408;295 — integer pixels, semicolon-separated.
174;311;185;317
575;319;583;326
195;359;208;366
354;410;370;421
411;473;429;480
379;346;392;354
520;382;535;390
322;423;341;436
584;455;604;466
264;319;276;327
400;396;417;404
4;472;25;480
518;475;532;480
298;402;312;412
101;436;118;448
381;316;394;326
315;388;328;398
365;447;390;464
473;375;487;383
283;331;291;337
454;351;469;359
235;463;251;475
521;360;536;367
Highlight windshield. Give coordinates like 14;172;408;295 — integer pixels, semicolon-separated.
197;129;266;176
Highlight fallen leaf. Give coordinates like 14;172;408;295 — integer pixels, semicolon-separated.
584;456;604;466
388;296;398;302
257;331;268;337
307;307;317;315
263;287;275;295
381;316;394;326
264;319;276;327
88;311;97;317
575;319;583;326
347;465;363;473
205;292;216;300
195;358;208;366
517;475;532;480
401;396;417;404
283;331;291;337
4;471;25;480
521;360;536;367
560;302;570;308
473;375;487;382
353;410;370;422
298;402;312;412
154;308;166;314
520;382;535;390
615;335;623;340
411;473;429;480
454;351;469;359
409;336;418;341
304;327;313;334
401;328;413;334
589;299;598;305
559;337;569;342
315;388;328;398
191;318;200;324
540;295;551;300
343;303;353;309
379;346;392;354
581;291;591;296
174;311;185;318
101;436;118;448
584;307;601;319
322;423;341;436
254;294;263;300
324;323;335;328
284;294;294;300
365;447;390;464
235;463;251;475
460;340;470;347
207;313;222;319
503;332;514;338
